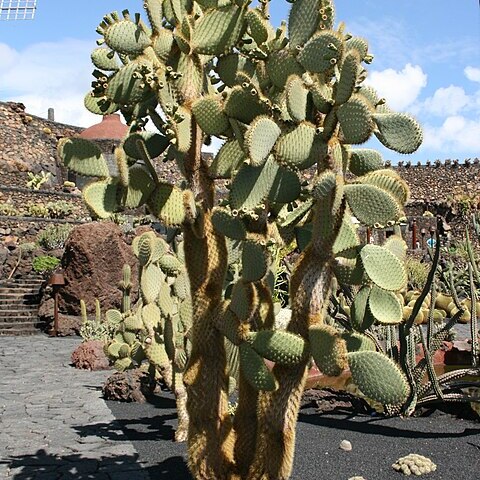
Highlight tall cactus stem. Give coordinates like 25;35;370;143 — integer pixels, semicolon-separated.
468;264;479;367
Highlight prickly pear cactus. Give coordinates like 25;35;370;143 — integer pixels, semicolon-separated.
105;232;192;441
59;0;422;478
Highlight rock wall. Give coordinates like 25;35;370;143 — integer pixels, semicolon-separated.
0;101;83;187
395;160;480;203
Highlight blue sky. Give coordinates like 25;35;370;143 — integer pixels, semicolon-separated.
0;0;479;163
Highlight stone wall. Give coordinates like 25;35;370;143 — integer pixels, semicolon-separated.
395;160;480;203
0;101;83;187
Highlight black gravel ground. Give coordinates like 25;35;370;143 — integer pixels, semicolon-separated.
107;391;480;480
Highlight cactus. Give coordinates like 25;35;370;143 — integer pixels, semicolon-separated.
60;0;428;477
104;231;192;442
392;454;437;476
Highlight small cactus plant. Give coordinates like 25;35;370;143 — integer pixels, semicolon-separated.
104;231;193;441
59;0;426;477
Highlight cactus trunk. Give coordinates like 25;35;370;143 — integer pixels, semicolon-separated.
183;216;235;478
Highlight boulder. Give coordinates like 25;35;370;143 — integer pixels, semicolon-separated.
59;222;138;315
71;340;110;370
102;369;156;403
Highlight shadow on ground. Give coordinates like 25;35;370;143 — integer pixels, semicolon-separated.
2;448;190;479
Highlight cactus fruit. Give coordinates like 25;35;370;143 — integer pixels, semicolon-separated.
60;0;425;477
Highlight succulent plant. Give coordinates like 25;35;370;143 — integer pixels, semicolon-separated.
59;0;425;477
104;232;193;441
392;454;437;476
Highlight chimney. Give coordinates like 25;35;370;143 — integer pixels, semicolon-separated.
48;108;55;121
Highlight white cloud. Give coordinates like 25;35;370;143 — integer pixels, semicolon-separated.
365;64;427;110
0;39;99;127
465;66;480;83
422;85;470;117
423;115;480;153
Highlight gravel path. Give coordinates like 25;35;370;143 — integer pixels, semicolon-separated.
0;336;148;479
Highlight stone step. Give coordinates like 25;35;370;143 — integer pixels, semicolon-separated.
0;301;39;312
0;287;42;294
0;321;45;335
1;282;44;288
0;297;40;305
0;310;38;319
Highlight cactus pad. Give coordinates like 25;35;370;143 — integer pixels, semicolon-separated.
102;18;151;55
348;149;384;177
106;63;151;105
239;343;278;392
229;158;277;210
59;138;110;178
384;235;407;261
91;48;120;71
266;50;304;88
335;50;360;105
297;31;343;73
268;164;301;204
348;351;410;405
242;240;268;282
216;53;256;87
229;281;256;322
145;342;170;367
286;75;309;122
309;324;348;376
350;285;373;331
192;96;230;136
337;96;374;144
341;332;376;353
122;165;155;208
141;264;163;304
224;85;269;124
373;113;423;154
360;244;407;291
332;218;360;255
358;169;409;206
83;181;118;219
84;93;119;116
245;116;281;167
344;184;401;226
147;184;186;226
209;139;246;178
159;254;183;275
122;132;169;160
142;303;162;329
192;5;246;55
275;122;317;170
288;0;321;48
106;309;123;324
211;208;247;240
247;330;307;366
368;285;403;325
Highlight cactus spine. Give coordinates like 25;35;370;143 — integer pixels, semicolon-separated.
60;0;425;478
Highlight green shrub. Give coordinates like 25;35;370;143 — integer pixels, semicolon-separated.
0;203;17;216
37;224;73;250
19;242;37;254
46;201;74;219
27;203;49;218
32;255;60;274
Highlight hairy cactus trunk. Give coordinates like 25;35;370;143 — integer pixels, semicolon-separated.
183;216;235;478
249;183;343;479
